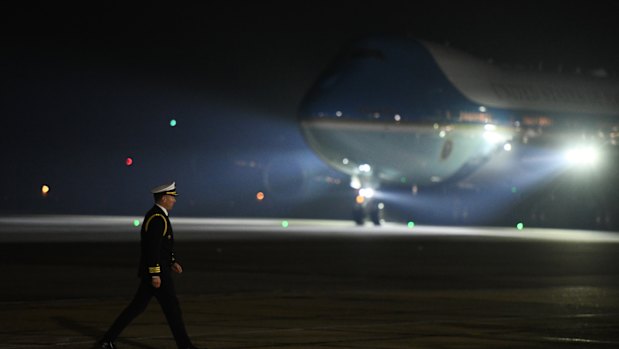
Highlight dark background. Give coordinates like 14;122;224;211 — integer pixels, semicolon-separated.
1;1;618;220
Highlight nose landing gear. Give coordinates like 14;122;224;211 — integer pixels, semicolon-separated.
353;197;384;226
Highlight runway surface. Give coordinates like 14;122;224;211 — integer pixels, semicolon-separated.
2;215;619;348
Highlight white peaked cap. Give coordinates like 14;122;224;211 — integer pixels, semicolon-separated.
150;181;178;195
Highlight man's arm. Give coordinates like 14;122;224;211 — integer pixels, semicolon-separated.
171;261;183;274
144;214;166;287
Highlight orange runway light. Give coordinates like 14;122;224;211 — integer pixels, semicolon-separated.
41;184;50;197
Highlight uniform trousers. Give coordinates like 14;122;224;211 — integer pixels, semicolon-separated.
103;272;192;348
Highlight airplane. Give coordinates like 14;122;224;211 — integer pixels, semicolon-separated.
297;35;619;227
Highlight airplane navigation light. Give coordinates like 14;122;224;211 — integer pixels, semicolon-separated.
356;195;365;204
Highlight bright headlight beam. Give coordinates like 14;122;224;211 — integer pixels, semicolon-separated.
564;146;600;167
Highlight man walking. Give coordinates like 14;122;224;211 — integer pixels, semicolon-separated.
99;182;203;349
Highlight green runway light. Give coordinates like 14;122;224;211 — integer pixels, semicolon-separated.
407;221;415;229
511;186;518;193
169;119;177;127
516;222;524;230
281;220;289;228
133;219;140;227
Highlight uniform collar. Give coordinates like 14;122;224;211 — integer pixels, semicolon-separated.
155;204;169;216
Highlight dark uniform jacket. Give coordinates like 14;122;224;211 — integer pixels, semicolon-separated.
138;205;177;277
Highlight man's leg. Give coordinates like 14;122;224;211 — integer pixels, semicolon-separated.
155;274;193;348
102;279;153;342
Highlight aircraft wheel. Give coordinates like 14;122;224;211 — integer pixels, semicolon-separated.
369;201;384;226
353;204;365;225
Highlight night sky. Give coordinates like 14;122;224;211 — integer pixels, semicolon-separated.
2;1;618;219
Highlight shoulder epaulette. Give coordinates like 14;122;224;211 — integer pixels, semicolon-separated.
145;213;168;236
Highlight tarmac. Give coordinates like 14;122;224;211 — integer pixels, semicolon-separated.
1;216;619;348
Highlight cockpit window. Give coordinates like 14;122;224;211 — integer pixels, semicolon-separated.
324;47;385;73
312;47;386;91
347;48;385;61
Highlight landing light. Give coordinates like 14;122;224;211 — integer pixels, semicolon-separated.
359;188;374;198
483;124;504;145
564;146;600;167
358;164;372;172
350;176;361;189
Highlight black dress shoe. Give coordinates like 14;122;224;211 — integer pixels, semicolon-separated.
99;340;116;349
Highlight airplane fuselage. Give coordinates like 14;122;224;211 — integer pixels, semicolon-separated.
299;36;618;188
